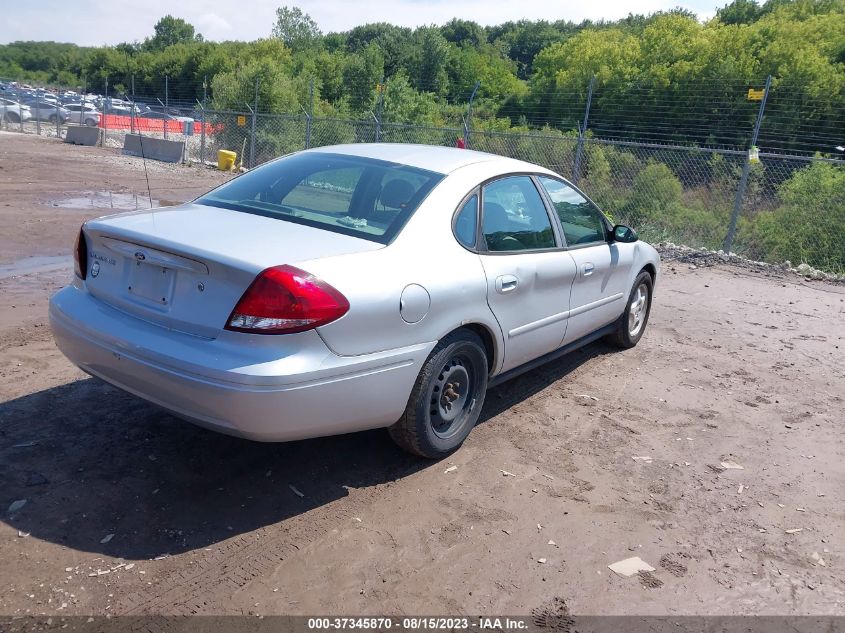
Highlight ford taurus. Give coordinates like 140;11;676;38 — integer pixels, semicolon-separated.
49;144;659;458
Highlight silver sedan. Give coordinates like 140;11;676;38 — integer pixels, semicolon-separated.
50;144;659;458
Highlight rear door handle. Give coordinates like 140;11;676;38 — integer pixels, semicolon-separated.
495;274;519;294
582;263;595;276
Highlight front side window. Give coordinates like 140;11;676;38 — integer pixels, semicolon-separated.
197;153;443;243
481;176;556;252
538;176;607;246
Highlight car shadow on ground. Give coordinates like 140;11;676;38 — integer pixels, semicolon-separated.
0;341;614;560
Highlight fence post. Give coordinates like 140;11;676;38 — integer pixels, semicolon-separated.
200;76;207;164
572;75;595;185
35;90;41;136
464;80;480;149
17;85;24;132
305;78;314;149
130;74;135;134
101;77;108;147
374;81;384;142
56;92;60;138
164;75;169;140
723;74;771;254
197;103;206;165
249;77;259;169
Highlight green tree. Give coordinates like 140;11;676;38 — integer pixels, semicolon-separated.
441;19;485;47
342;43;384;113
272;6;322;50
345;23;412;77
144;16;200;52
716;0;764;24
409;27;450;95
624;161;683;225
747;161;845;272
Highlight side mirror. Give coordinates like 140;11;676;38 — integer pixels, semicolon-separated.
612;224;638;243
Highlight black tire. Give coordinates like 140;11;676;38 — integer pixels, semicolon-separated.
605;270;654;349
48;114;57;123
389;329;488;459
5;112;20;124
84;118;97;127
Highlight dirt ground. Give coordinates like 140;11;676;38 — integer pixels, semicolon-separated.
1;132;843;618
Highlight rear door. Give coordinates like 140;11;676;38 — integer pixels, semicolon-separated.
476;175;577;373
536;176;633;345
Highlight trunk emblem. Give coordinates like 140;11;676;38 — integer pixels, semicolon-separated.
90;261;100;277
134;251;146;261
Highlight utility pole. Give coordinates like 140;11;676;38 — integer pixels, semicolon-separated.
723;75;772;254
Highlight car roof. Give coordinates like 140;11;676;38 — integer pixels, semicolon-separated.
306;143;550;176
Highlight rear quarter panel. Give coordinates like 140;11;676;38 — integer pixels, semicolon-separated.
306;161;541;372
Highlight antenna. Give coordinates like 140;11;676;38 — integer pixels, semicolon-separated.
124;93;153;209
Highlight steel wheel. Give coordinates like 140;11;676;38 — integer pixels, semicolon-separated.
389;329;488;458
428;357;475;440
628;283;649;337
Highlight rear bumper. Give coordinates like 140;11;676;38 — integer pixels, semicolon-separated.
49;284;433;441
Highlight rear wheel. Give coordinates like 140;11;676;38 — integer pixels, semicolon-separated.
5;112;20;123
84;118;97;127
605;270;653;349
389;330;488;459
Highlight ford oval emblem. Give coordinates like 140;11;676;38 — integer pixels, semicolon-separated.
134;251;146;261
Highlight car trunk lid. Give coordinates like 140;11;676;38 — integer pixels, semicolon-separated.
82;202;382;338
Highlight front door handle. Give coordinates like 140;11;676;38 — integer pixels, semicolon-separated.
582;263;595;276
495;274;519;294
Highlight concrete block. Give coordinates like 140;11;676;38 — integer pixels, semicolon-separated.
123;134;185;163
64;125;100;146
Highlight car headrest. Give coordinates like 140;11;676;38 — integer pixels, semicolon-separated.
483;202;510;233
379;179;415;209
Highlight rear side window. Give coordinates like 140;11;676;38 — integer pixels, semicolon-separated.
454;195;478;248
538;176;607;246
198;153;443;244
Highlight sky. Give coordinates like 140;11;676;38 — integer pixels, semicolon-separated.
0;0;722;46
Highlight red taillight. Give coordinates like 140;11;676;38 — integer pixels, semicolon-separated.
225;265;349;335
74;226;87;280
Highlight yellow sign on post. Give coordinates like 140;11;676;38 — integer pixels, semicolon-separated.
236;115;247;126
747;88;765;101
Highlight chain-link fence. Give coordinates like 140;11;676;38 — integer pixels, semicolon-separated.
2;74;843;275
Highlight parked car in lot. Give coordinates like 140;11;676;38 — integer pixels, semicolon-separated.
64;103;101;126
22;99;69;123
50;144;659;458
0;98;32;123
141;107;194;122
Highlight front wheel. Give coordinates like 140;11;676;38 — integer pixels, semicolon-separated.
84;118;97;127
48;114;58;123
605;270;653;349
389;330;488;459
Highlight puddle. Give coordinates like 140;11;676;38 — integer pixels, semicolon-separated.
0;256;71;280
45;191;162;210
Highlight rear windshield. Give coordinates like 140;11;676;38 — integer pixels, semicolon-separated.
197;152;444;244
